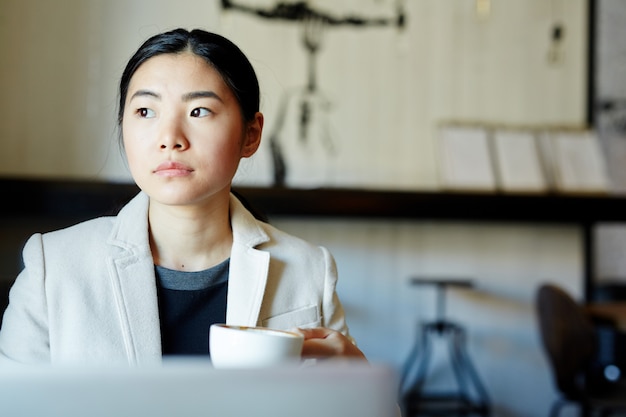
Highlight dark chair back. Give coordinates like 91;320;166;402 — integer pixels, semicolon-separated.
536;284;596;399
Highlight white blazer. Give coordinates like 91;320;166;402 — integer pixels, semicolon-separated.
0;192;351;365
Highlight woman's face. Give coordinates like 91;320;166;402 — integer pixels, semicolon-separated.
122;52;262;207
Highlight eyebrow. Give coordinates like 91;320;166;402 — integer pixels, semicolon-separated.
130;89;160;101
182;91;223;103
129;89;223;103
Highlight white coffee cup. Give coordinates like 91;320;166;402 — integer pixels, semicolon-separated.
209;324;304;368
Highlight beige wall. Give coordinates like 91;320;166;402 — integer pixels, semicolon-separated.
228;0;588;189
0;0;587;188
0;0;222;181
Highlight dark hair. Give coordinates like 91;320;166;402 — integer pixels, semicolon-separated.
117;28;260;126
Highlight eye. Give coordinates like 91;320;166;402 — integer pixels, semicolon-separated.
190;107;210;118
137;108;156;118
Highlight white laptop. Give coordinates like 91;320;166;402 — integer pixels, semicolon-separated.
0;359;398;417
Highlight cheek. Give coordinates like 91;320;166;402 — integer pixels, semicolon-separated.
121;120;132;148
121;124;146;168
200;125;246;159
122;119;148;148
200;141;240;169
197;140;244;178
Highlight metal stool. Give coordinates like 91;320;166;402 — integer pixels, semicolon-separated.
400;278;490;416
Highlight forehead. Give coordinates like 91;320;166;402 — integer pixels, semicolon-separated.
128;52;230;95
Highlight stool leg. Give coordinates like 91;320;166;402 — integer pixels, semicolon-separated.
399;324;425;393
400;323;434;394
411;326;434;392
450;326;491;415
447;327;473;399
400;325;435;416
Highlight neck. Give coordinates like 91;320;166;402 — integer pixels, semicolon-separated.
148;194;233;272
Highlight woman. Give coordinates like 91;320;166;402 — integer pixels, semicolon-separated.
0;28;365;364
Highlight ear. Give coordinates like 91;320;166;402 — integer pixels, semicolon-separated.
241;112;264;158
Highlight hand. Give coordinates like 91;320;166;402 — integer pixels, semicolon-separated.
293;327;367;361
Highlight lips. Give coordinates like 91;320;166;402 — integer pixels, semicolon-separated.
154;161;194;177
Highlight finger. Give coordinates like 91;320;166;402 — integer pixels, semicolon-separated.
301;338;341;358
303;332;367;360
293;327;334;340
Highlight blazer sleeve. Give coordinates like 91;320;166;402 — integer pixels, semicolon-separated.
0;234;51;364
320;246;355;344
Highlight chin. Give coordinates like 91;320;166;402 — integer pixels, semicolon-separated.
154;189;228;207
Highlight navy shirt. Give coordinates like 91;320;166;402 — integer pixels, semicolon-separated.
155;259;229;356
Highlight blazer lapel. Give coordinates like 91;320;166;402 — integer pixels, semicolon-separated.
226;243;270;326
107;193;162;364
226;194;271;326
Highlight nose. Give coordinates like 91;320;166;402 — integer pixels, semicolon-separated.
159;117;189;151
